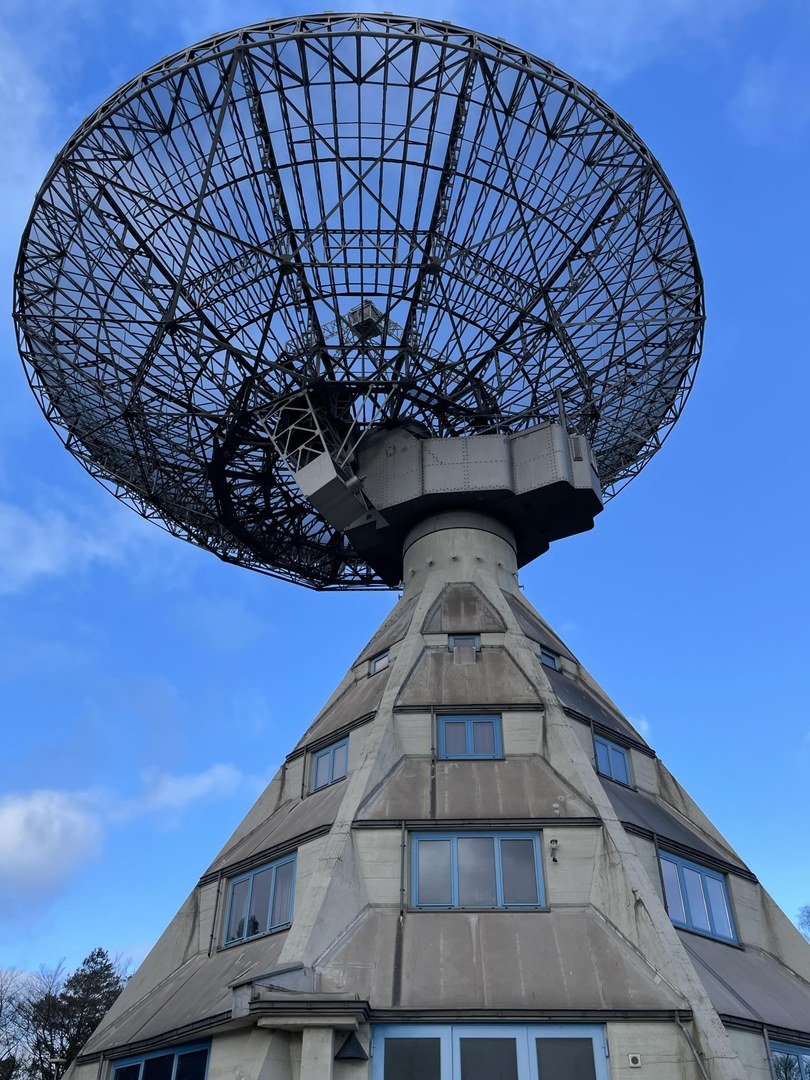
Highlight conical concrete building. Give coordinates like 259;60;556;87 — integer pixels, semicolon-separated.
66;514;810;1080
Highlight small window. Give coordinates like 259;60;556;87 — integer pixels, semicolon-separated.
224;854;296;945
311;737;349;791
449;633;480;651
593;735;631;785
770;1040;810;1080
539;647;558;669
438;714;502;759
112;1044;209;1080
370;650;389;675
412;832;544;909
659;852;737;942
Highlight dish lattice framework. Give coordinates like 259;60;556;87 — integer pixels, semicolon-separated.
14;12;704;588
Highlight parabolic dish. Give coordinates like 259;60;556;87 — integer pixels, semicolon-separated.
14;13;704;588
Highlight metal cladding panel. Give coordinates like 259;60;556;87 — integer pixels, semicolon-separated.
422;582;507;634
81;935;286;1056
396;647;539;707
602;781;747;869
510;424;572;494
502;592;576;660
678;931;810;1035
357;757;594;821
293;666;391;751
205;782;346;875
542;665;648;746
355;594;417;663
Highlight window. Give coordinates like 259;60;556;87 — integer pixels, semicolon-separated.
659;852;737;942
593;735;631;785
412;832;544;909
449;634;480;650
371;1024;608;1080
438;714;502;759
539;647;558;669
770;1040;810;1079
311;737;349;790
224;854;296;944
112;1044;209;1080
370;650;389;675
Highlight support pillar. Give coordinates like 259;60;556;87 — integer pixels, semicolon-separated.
299;1027;334;1080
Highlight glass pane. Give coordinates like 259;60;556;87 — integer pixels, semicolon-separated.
175;1050;208;1080
142;1055;173;1080
313;751;331;789
772;1051;802;1080
372;652;389;673
248;866;274;937
271;860;294;926
704;876;733;939
332;742;348;780
114;1067;140;1080
501;839;538;904
660;859;686;923
683;867;711;931
417;840;452;905
226;877;250;942
472;721;496;756
594;740;610;775
384;1038;441;1080
444;722;468;757
609;746;630;784
458;837;497;906
536;1038;597;1080
460;1037;518;1080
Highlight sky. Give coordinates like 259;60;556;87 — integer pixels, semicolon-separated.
0;0;809;976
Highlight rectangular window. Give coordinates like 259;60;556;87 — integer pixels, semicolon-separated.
112;1045;209;1080
449;634;480;651
770;1040;810;1080
372;1025;608;1080
539;647;558;669
224;854;295;944
412;833;544;910
311;737;349;791
659;852;736;942
593;735;631;785
438;714;502;759
370;650;389;675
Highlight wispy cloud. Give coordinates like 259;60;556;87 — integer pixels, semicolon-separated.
731;45;810;148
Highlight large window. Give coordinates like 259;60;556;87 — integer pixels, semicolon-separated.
224;854;296;945
311;737;349;791
438;715;502;759
770;1040;810;1079
371;1024;608;1080
593;734;631;785
659;851;737;942
112;1044;209;1080
412;833;544;909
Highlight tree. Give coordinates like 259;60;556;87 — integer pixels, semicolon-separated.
0;969;23;1080
799;905;810;943
14;950;127;1080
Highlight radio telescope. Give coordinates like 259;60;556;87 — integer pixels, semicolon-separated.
14;13;703;589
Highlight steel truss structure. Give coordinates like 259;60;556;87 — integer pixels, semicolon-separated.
14;13;704;588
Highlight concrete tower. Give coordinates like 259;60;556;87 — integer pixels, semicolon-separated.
14;13;810;1080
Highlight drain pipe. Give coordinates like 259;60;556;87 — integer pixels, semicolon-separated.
676;1017;711;1080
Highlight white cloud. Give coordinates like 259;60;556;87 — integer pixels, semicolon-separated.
0;790;102;895
731;48;810;148
629;714;652;740
113;763;250;820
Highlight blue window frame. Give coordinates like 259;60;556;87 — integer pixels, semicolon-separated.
594;734;631;785
371;1024;608;1080
438;714;502;759
448;633;480;650
539;647;558;669
224;854;296;945
370;650;389;675
112;1043;209;1080
659;852;737;942
770;1039;810;1079
311;737;349;791
412;832;544;910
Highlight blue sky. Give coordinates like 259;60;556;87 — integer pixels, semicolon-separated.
1;0;809;974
